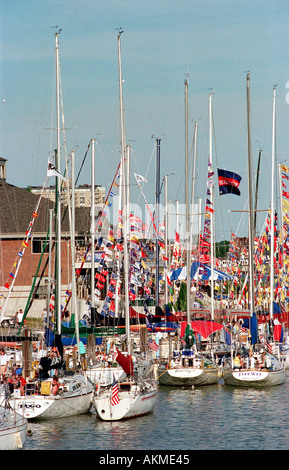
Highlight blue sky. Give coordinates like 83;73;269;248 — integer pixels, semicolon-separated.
1;0;289;241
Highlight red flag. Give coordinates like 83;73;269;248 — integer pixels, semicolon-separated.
115;348;134;375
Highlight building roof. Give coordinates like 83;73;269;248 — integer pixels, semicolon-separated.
0;181;92;237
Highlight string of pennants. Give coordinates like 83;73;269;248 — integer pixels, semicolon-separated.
198;159;214;265
61;161;122;316
97;171;175;317
223;163;289;308
0;195;42;303
99;175;155;317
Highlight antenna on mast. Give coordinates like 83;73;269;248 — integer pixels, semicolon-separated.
52;26;62;35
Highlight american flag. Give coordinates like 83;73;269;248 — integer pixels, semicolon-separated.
148;337;159;352
111;375;119;406
266;342;273;355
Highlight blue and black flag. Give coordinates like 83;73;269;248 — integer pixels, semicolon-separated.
217;168;242;196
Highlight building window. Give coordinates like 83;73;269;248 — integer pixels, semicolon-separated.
32;238;49;254
33;277;50;299
79;194;85;206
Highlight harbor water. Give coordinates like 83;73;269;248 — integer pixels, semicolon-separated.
23;373;289;451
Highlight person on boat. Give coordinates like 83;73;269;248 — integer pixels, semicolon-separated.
233;355;241;369
257;352;265;369
19;374;27;396
18;309;24;325
4;375;15;394
249;351;256;369
13;311;19;327
265;353;272;370
51;376;62;395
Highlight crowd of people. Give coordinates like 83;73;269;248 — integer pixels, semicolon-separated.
0;344;64;397
233;350;272;370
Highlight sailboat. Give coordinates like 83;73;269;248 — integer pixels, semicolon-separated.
93;32;157;421
78;139;127;387
222;75;285;387
0;406;28;450
3;31;94;418
158;82;219;386
0;387;28;450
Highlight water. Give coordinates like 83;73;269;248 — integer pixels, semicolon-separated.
24;374;289;451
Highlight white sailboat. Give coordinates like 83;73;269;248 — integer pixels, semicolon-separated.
93;31;157;421
83;139;127;387
158;82;219;387
0;388;28;450
4;31;94;418
0;406;28;450
8;373;93;420
222;75;285;387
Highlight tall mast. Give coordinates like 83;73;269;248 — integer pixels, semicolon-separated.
117;31;130;354
209;92;214;320
55;30;62;335
155;138;161;311
270;86;276;320
185;78;190;323
91;138;96;324
246;73;255;319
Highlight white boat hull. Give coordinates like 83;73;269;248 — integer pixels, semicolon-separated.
7;375;94;420
158;365;219;386
0;407;28;450
223;367;286;387
10;390;93;420
94;382;157;421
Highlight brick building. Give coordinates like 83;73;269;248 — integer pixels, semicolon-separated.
0;162;92;318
